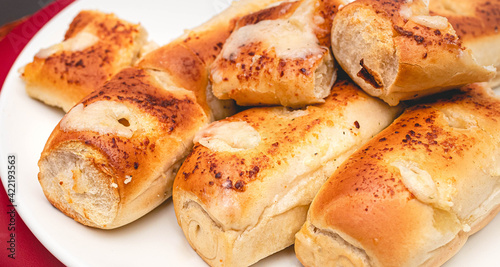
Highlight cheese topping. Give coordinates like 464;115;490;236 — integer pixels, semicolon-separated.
410;15;449;30
194;121;261;152
60;101;142;138
221;0;324;61
36;31;99;58
222;19;323;60
391;160;453;208
124;175;132;184
274;107;309;118
400;4;413;20
400;0;431;20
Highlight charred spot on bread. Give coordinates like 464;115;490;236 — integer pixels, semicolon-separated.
394;25;414;37
357;59;383;89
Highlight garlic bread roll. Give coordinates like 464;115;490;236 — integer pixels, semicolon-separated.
38;67;208;229
22;10;148;112
137;0;286;120
209;0;347;107
172;77;400;266
295;83;500;267
331;0;496;106
430;0;500;87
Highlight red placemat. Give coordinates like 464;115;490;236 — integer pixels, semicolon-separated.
0;1;74;266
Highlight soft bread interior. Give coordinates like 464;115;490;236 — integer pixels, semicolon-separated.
38;143;119;228
39;140;184;229
331;6;398;98
205;83;238;121
314;51;337;100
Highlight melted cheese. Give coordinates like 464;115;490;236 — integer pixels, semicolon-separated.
60;101;141;138
222;19;323;60
400;0;431;20
410;15;449;30
194;121;261;152
222;0;324;60
274;107;309;118
391;160;453;208
36;31;99;58
400;4;413;20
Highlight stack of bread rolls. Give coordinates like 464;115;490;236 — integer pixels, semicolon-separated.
22;0;500;266
29;0;288;229
173;0;500;266
173;75;400;266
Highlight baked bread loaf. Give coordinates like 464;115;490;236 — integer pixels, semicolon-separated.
429;0;500;87
38;67;208;229
209;0;346;107
21;10;148;112
172;76;400;266
331;0;496;106
137;0;287;120
295;83;500;267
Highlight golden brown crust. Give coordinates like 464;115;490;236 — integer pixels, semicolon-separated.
39;67;208;228
22;10;147;112
176;79;372;203
135;41;210;115
298;83;500;266
180;19;238;67
64;10;100;39
176;0;288;66
136;0;288;119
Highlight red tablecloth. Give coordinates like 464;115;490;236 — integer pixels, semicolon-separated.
0;1;74;266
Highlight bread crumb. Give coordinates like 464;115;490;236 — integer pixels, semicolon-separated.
124;175;132;184
462;224;471;233
111;183;118;188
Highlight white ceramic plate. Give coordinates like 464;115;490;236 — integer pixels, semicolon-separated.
0;0;498;266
